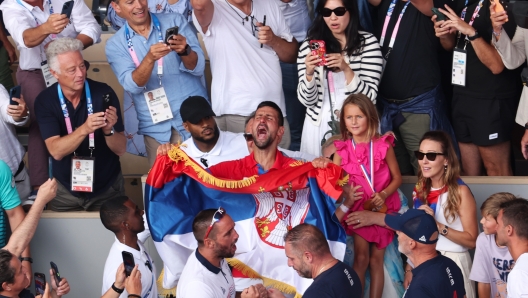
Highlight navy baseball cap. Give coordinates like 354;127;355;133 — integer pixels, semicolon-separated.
385;209;438;244
180;96;216;124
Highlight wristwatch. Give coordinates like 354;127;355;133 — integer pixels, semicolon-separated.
104;128;114;136
440;225;449;236
178;44;191;56
467;30;480;41
19;257;33;263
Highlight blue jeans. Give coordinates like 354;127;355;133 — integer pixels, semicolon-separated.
281;61;305;151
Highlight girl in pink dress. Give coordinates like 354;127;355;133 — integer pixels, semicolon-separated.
333;94;402;298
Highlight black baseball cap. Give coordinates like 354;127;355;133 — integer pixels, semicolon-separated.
385;209;439;244
180;96;216;124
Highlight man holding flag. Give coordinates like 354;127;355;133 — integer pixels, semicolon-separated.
144;102;346;295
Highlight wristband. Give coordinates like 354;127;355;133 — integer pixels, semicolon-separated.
112;283;124;294
128;295;141;298
19;257;33;263
404;269;412;274
339;204;350;213
306;71;315;76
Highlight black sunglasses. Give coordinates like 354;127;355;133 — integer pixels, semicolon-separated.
414;151;445;161
321;7;347;17
243;133;253;142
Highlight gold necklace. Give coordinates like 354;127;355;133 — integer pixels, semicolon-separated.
317;258;336;276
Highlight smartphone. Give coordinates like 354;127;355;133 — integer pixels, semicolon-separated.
48;157;53;179
165;26;179;44
50;262;62;286
9;85;21;106
61;0;74;19
122;251;135;277
102;93;112;112
431;7;446;21
34;272;46;296
309;40;326;66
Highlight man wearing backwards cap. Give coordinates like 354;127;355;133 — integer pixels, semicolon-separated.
383;209;466;298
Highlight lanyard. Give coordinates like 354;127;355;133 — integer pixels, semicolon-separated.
457;0;484;46
57;81;95;151
379;0;410;59
125;14;164;85
351;139;376;193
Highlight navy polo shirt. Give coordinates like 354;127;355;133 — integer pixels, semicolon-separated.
35;79;124;198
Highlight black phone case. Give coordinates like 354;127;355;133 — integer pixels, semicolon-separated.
50;262;62;285
9;86;21;105
102;93;112;112
165;26;179;44
61;1;74;18
122;251;135;277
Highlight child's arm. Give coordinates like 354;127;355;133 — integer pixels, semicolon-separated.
477;283;491;298
335;184;362;221
371;145;402;207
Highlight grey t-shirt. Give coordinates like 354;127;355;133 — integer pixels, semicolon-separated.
469;232;514;298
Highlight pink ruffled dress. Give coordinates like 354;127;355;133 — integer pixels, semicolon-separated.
335;134;400;249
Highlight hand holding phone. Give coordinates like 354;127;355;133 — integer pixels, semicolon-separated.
9;85;21;106
50;262;62;287
165;26;179;44
122;251;135;277
61;1;74;19
34;272;46;296
102;93;112;112
431;7;446;21
309;40;326;66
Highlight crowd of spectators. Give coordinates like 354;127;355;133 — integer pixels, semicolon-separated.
0;0;528;296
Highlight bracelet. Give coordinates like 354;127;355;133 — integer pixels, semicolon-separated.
112;283;124;294
306;71;315;76
128;295;141;298
404;269;412;274
19;257;33;263
339;204;350;213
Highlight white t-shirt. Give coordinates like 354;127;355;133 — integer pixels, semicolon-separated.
177;249;236;298
181;130;249;167
469;232;513;298
192;0;292;117
102;238;158;298
508;253;528;298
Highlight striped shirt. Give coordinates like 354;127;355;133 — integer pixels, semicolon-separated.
297;32;383;126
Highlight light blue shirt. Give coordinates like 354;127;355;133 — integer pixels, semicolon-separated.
106;12;207;143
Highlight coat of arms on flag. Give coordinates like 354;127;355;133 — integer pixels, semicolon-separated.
144;146;347;296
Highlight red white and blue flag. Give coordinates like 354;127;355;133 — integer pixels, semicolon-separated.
144;147;347;295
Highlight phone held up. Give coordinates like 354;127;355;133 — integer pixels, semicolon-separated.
9;85;21;106
165;26;179;44
431;7;446;21
50;261;62;286
34;272;46;296
122;251;135;277
102;93;112;112
309;40;326;66
61;0;74;19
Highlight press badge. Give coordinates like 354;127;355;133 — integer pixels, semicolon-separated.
41;60;58;87
144;87;173;124
452;49;467;87
71;157;94;192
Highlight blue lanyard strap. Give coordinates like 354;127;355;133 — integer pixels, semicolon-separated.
57;81;95;150
125;14;164;85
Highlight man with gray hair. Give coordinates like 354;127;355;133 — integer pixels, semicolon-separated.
34;37;126;212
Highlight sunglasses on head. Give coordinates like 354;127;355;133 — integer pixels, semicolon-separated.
321;7;347;17
204;207;225;239
243;133;253;142
414;151;445;161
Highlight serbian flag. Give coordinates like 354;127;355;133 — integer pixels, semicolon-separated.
145;147;347;296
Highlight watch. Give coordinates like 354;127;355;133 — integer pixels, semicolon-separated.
440;225;449;236
104;128;114;136
467;30;480;41
178;44;191;56
19;257;33;263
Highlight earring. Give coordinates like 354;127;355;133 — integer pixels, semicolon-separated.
444;164;448;172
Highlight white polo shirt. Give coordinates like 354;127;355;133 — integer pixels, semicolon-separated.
177;249;236;298
180;130;250;167
192;0;292;117
0;0;101;70
102;238;158;298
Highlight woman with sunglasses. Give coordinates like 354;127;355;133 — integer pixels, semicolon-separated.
412;130;478;298
297;0;382;156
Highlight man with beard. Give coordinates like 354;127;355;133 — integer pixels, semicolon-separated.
208;101;328;178
496;199;528;296
100;196;157;298
280;223;361;298
177;208;269;298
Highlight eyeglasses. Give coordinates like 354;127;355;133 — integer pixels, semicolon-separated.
414;151;445;161
243;133;253;142
200;158;209;168
204;207;225;239
321;7;347;17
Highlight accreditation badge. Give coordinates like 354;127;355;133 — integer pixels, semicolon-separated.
71;157;94;192
144;87;173;124
41;60;58;87
451;49;467;87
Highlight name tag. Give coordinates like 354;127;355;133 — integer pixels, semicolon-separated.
41;60;58;87
144;87;173;124
451;49;467;87
71;157;94;192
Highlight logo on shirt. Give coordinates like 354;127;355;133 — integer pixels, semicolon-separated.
344;268;355;286
446;267;455;286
